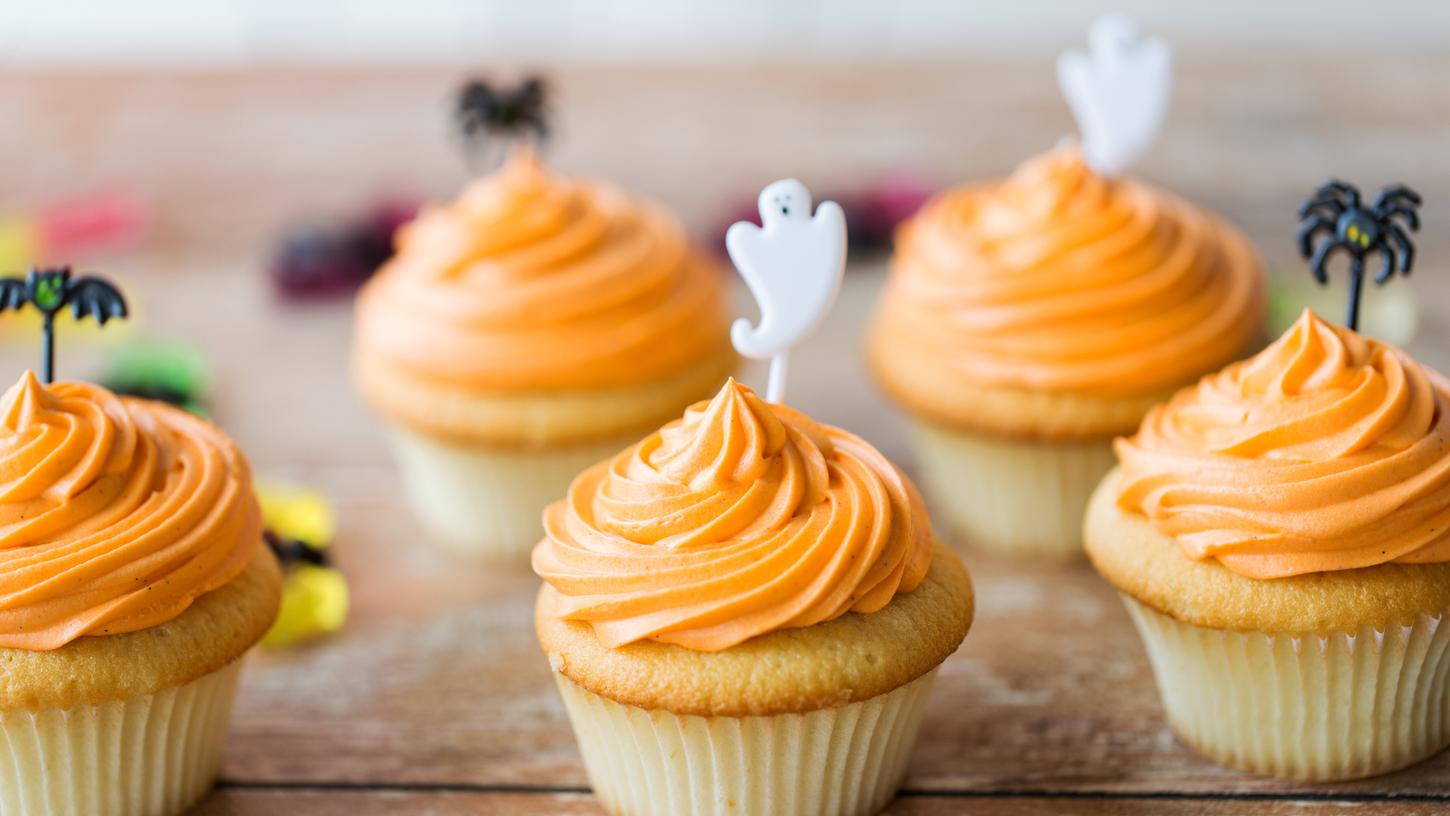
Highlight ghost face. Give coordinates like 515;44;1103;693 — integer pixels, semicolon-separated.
758;179;813;226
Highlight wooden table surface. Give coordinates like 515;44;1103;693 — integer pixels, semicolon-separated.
1;59;1448;814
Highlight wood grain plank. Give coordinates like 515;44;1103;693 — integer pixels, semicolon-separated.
216;504;1450;797
191;788;1450;816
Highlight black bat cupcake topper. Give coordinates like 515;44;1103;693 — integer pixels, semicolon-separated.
456;76;549;169
0;266;127;383
1297;180;1420;332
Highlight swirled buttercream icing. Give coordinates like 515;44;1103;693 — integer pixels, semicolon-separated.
354;147;728;392
0;371;261;649
874;146;1263;395
532;379;934;651
1116;310;1450;579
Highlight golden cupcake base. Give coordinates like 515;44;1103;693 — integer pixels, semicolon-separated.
387;426;626;559
906;419;1115;558
1124;597;1450;781
0;660;243;816
554;668;937;816
354;343;737;448
1088;469;1450;779
537;543;973;814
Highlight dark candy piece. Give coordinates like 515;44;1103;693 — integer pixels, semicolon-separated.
271;228;373;299
103;341;210;417
270;199;419;300
347;199;421;275
265;528;331;569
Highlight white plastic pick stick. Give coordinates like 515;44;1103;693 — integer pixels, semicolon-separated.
726;179;847;404
1057;15;1172;177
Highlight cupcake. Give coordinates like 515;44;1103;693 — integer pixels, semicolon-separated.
0;370;280;814
867;146;1264;557
533;379;974;816
1086;310;1450;780
353;147;735;558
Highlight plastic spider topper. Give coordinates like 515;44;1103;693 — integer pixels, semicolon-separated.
0;266;128;383
1297;180;1421;332
1057;15;1172;177
455;75;549;170
727;179;847;403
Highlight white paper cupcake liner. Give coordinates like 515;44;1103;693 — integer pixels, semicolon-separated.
554;668;938;816
905;420;1116;558
1123;596;1450;780
0;658;243;816
387;426;624;560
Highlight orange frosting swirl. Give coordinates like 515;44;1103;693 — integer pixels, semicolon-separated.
532;379;934;651
354;147;728;392
875;146;1263;395
0;372;261;650
1116;310;1450;579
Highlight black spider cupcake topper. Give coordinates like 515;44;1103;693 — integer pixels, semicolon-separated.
1297;180;1420;332
455;76;548;169
0;267;128;383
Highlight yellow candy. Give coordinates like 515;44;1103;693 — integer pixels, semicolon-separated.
0;221;36;273
262;565;349;648
256;481;336;548
255;480;347;647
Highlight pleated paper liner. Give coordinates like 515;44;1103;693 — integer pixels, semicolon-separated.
1124;596;1450;780
555;669;939;816
905;420;1116;558
387;426;624;559
0;659;243;816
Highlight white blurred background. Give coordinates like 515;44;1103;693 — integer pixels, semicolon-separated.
1;0;1445;65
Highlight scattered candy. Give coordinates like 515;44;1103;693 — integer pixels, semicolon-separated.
257;480;349;648
844;175;938;252
262;563;349;649
0;191;148;274
103;339;210;416
257;481;336;548
270;198;420;300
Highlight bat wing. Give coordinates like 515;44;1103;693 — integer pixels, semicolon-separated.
67;278;128;325
0;278;27;312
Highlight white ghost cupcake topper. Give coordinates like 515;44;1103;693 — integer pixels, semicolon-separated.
727;179;847;403
1056;15;1172;176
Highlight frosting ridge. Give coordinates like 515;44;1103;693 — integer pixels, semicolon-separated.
532;379;934;651
355;147;728;392
874;146;1263;397
1115;310;1450;578
0;372;261;649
